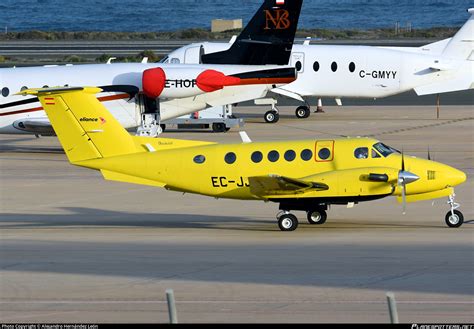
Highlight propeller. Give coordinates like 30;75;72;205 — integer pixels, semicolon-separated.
427;147;432;161
397;150;420;214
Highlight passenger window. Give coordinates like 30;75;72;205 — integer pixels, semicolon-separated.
251;151;263;163
2;87;9;97
301;149;313;161
284;150;296;162
318;148;331;160
372;149;381;158
331;62;338;72
20;86;28;91
313;61;319;72
193;155;206;164
295;61;302;72
349;62;356;73
224;152;236;164
268;150;279;162
354;147;369;159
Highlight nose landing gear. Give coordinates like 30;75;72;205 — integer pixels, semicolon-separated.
445;193;464;228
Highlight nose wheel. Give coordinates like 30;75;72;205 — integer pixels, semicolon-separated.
264;109;280;123
445;193;464;228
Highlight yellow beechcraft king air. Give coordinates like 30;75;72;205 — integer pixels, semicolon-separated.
21;87;468;231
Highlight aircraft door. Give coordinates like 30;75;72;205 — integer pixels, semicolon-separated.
291;52;305;74
315;140;335;162
184;46;203;64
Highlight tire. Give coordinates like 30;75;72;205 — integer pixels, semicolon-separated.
445;210;464;228
212;122;226;133
160;124;166;132
278;214;298;231
307;209;327;225
264;110;280;123
295;106;310;119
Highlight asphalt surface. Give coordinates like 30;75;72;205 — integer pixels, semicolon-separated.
0;105;473;323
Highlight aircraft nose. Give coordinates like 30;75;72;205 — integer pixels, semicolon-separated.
444;167;467;187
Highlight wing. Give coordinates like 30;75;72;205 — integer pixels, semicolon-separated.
248;174;328;197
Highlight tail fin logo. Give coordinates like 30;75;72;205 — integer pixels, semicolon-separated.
264;9;290;30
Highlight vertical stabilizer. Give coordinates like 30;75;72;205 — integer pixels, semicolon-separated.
19;87;138;163
442;8;474;59
201;0;303;65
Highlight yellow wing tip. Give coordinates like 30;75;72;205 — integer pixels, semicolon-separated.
16;86;102;96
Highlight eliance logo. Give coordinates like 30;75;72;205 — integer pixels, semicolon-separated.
80;117;98;122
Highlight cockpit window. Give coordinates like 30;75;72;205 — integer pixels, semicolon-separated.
372;149;381;158
159;56;169;63
170;58;180;64
354;147;369;159
373;142;399;157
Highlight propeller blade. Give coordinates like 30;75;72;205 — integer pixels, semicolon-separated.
428;147;431;161
401;150;405;172
401;178;407;215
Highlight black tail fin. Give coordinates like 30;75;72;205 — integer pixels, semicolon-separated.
201;0;303;65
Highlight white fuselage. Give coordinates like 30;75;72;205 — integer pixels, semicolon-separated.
167;41;473;100
0;62;288;134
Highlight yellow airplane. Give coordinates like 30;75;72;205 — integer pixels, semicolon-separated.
20;87;467;231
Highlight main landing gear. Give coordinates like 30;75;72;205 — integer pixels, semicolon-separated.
264;107;280;123
445;193;464;228
295;105;311;119
276;206;328;231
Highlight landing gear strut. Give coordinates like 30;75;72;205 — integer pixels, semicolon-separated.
445;193;464;228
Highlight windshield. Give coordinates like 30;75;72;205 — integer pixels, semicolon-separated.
158;56;169;63
373;142;400;157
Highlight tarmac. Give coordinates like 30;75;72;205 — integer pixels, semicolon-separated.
0;104;473;323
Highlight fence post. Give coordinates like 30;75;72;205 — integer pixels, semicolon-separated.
386;292;399;323
166;289;178;324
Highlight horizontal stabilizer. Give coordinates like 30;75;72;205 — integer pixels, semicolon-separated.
101;170;166;187
414;73;474;95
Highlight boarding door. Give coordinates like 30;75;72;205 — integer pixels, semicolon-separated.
184;46;203;64
315;140;335;162
291;52;305;74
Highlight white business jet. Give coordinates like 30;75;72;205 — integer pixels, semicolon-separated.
167;8;474;123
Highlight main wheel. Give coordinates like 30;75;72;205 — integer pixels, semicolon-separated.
307;209;327;225
445;210;464;228
278;214;298;231
212;122;226;133
295;106;310;119
264;110;280;123
160;124;166;132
